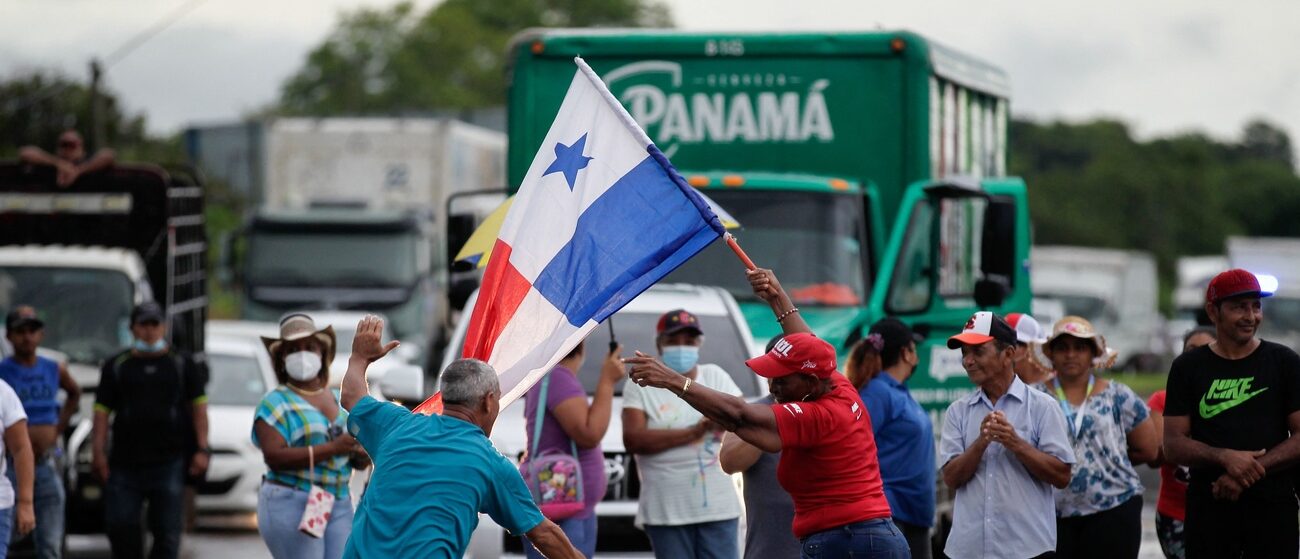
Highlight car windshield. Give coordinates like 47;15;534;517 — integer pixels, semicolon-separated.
662;190;869;307
572;313;763;397
0;266;134;364
207;353;268;407
247;231;420;287
1044;293;1113;324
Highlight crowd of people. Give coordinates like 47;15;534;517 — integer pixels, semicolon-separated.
0;261;1297;559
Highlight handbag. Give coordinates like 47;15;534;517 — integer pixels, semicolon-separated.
297;440;335;538
519;374;585;521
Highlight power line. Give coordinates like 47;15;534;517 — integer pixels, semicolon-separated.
103;0;211;69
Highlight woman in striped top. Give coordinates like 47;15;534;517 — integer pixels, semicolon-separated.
252;314;369;559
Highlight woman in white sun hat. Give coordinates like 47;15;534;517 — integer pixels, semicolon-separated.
1005;313;1052;384
1039;315;1158;559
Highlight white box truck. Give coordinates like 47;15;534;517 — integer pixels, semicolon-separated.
1031;246;1167;370
226;118;505;368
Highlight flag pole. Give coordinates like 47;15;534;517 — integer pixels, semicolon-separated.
726;233;757;271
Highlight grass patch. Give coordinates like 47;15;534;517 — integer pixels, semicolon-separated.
1106;371;1169;398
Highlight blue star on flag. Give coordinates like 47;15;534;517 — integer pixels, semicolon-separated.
543;133;594;190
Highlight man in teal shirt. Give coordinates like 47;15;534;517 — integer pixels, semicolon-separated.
340;316;582;559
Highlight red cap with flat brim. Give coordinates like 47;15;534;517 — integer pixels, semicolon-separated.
745;332;837;379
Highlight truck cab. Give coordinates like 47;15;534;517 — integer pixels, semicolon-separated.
238;206;440;366
506;30;1033;413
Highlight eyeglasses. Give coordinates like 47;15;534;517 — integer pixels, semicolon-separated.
58;141;80;149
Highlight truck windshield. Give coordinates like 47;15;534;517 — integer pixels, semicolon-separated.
0;267;134;364
663;190;868;306
247;232;419;287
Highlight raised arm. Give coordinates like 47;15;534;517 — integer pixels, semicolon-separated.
551;346;624;449
341;315;400;411
747;268;811;336
626;353;782;452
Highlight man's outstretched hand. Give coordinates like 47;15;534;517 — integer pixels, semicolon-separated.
352;315;400;363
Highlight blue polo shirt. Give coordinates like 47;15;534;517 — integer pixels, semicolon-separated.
859;372;935;527
343;396;544;559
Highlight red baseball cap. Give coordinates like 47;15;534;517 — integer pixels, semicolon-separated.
745;332;837;379
1206;269;1272;304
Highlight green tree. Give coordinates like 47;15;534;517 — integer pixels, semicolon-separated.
1011;117;1300;311
0;70;180;162
279;0;672;115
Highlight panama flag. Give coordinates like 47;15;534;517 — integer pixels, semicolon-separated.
414;57;727;412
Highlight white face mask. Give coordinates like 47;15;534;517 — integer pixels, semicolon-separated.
285;351;322;382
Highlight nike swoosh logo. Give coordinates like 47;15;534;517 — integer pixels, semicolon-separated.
1200;387;1269;418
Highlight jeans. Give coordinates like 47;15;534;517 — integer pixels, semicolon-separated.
0;506;12;559
644;518;739;559
894;518;931;559
103;458;185;559
799;518;910;559
6;455;65;559
257;482;353;559
523;512;597;559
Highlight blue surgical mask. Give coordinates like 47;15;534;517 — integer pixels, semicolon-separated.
661;345;700;374
132;338;167;353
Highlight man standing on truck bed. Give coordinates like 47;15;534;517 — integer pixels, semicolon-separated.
18;130;115;188
0;306;80;559
1163;269;1300;559
92;302;209;559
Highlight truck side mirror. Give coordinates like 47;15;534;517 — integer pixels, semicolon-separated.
446;213;477;270
449;276;479;311
974;276;1010;308
378;364;425;405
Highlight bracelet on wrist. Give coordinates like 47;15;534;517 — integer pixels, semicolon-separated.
682;378;693;395
776;306;801;323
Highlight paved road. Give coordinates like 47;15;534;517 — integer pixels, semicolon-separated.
64;468;1169;558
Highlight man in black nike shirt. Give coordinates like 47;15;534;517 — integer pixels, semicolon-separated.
1165;268;1300;559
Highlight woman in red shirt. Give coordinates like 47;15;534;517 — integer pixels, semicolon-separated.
627;268;907;559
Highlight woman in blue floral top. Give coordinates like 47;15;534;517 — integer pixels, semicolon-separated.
1040;316;1158;559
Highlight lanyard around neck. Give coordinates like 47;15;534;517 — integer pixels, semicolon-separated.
1053;374;1095;438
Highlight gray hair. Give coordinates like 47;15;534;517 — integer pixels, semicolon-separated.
440;358;500;406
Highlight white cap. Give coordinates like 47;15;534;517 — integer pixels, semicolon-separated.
1005;313;1047;344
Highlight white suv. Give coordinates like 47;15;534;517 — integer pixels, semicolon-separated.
442;283;765;557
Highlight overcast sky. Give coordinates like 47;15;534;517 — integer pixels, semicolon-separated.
3;0;1297;145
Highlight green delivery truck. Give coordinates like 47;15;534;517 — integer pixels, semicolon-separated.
505;29;1032;414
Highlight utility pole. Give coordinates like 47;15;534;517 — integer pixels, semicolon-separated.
89;58;106;152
